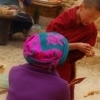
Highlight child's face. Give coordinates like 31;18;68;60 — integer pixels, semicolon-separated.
79;4;100;25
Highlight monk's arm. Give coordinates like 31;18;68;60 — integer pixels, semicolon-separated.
69;43;92;54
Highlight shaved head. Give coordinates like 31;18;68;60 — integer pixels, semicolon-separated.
83;0;100;11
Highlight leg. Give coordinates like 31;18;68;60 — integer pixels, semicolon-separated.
56;62;75;100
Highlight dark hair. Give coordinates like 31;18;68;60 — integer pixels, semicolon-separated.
83;0;100;11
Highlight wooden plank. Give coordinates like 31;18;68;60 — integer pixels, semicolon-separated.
0;65;5;74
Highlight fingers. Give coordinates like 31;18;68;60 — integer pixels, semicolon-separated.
85;44;92;50
86;50;95;57
82;43;95;57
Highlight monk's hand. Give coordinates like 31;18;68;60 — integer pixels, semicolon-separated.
77;43;92;53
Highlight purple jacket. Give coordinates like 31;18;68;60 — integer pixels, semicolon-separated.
6;63;70;100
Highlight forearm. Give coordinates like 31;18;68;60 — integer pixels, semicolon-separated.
69;43;79;50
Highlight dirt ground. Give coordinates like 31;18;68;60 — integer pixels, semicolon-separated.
75;49;100;100
0;38;100;100
1;0;100;99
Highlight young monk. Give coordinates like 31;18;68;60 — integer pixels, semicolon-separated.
6;32;70;100
46;0;100;100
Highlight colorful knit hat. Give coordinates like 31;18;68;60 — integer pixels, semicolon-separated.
23;32;69;68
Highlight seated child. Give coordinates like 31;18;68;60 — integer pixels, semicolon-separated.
6;32;70;100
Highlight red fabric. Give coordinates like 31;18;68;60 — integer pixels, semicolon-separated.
46;6;97;100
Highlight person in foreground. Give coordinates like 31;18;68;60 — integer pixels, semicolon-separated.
6;32;70;100
46;0;100;100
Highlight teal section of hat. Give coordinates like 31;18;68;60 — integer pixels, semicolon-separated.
40;32;69;65
23;32;69;67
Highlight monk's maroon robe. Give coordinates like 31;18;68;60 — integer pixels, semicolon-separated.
46;6;97;100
